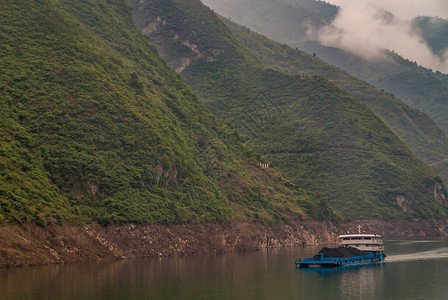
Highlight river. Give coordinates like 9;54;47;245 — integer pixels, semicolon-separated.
1;240;448;299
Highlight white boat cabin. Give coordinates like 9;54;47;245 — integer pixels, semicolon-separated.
338;233;384;252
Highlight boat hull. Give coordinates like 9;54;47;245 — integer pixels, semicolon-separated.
295;252;386;268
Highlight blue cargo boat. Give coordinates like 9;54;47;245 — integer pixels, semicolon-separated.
296;230;386;267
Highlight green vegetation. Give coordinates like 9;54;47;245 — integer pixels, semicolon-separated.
298;42;448;137
0;0;327;225
129;0;447;219
203;0;448;139
376;71;448;135
221;17;448;187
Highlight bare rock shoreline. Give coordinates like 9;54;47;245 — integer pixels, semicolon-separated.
1;219;448;268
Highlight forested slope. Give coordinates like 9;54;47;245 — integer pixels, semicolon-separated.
0;0;328;225
221;17;448;185
202;0;448;135
128;0;447;218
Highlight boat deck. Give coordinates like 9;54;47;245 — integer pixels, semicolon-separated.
296;252;385;267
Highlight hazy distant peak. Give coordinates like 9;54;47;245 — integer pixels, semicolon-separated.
373;8;396;24
411;16;448;59
278;0;339;20
319;0;448;73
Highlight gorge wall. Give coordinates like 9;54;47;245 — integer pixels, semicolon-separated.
2;219;448;268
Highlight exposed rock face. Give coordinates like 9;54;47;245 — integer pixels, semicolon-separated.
142;16;166;35
2;219;448;268
394;182;447;213
0;221;336;267
432;183;447;207
396;195;414;213
340;219;448;238
0;225;120;268
138;8;226;74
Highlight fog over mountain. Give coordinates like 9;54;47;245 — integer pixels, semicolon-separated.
321;0;448;72
202;0;448;72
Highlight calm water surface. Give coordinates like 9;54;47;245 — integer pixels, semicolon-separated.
1;240;448;299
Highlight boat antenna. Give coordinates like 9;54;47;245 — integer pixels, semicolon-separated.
357;225;362;234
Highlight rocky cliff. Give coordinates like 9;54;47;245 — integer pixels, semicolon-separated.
2;220;448;268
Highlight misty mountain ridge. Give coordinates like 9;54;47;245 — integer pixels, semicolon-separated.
204;0;448;73
203;0;448;142
220;15;448;187
129;0;447;219
412;16;448;60
282;0;448;71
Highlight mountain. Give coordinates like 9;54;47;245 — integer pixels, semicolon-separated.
201;0;327;45
127;0;447;219
0;0;331;226
203;0;448;136
202;0;327;45
220;16;448;188
412;16;448;59
279;0;338;20
298;44;448;136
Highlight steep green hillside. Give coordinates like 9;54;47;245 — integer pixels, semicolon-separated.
203;0;448;136
221;17;448;186
298;43;448;136
128;0;447;219
0;0;328;225
375;71;448;133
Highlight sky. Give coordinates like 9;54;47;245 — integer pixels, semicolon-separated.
319;0;448;72
326;0;448;20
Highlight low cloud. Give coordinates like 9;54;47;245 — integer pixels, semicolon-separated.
319;0;448;72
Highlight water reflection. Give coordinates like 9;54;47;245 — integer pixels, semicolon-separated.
297;263;384;276
338;264;384;300
1;241;448;300
297;263;384;299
